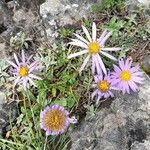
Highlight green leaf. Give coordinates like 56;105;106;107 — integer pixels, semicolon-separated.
54;98;67;107
67;98;75;108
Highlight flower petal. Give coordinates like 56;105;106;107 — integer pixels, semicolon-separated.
100;31;112;46
101;47;121;51
68;41;88;49
13;76;21;87
7;60;18;68
28;74;42;80
101;51;117;61
92;89;98;98
21;50;26;64
82;25;92;42
98;29;108;43
14;53;20;66
68;50;88;59
74;33;89;44
113;64;121;73
92;55;96;74
22;77;28;90
94;54;102;75
29;61;38;69
79;55;90;73
92;22;97;41
119;59;125;70
97;54;107;74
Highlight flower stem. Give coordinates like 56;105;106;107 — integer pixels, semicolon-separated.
26;90;36;126
44;136;48;150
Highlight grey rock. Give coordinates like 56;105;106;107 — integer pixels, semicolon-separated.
40;0;101;43
0;43;7;59
0;101;18;135
126;0;150;19
71;75;150;150
141;55;150;75
0;0;14;43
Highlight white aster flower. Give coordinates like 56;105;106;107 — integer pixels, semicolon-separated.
68;22;121;74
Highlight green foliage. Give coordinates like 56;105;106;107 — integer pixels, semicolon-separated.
58;27;74;39
0;59;9;82
105;16;125;40
85;105;97;120
91;0;124;12
10;32;32;50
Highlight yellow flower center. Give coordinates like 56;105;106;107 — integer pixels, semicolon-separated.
97;80;109;93
88;42;100;54
120;71;131;81
19;66;29;77
42;109;67;132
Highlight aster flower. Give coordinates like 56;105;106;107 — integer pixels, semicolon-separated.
68;22;121;74
92;72;118;101
7;50;42;90
40;104;77;136
111;59;144;94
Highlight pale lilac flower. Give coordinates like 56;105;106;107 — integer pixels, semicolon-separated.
7;50;42;90
40;104;77;136
68;22;121;74
92;72;118;101
111;59;144;94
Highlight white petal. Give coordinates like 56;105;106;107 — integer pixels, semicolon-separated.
74;34;89;44
101;51;117;61
13;76;21;87
92;90;98;99
92;55;96;74
97;55;107;74
68;41;87;49
28;74;42;80
101;47;121;51
94;54;102;75
92;22;97;41
79;55;90;73
29;66;36;73
22;77;28;90
7;60;18;68
98;29;108;43
29;61;38;69
100;31;112;46
14;53;20;65
68;50;88;59
26;55;33;63
22;50;25;64
82;25;92;42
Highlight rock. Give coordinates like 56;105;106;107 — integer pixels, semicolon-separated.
0;43;7;59
70;74;150;150
0;101;18;136
0;0;14;43
140;55;150;75
13;9;37;29
126;0;150;19
40;0;101;43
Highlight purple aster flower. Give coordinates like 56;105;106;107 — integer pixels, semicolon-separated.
7;50;42;90
68;22;121;74
111;58;144;94
92;72;118;101
40;104;77;136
